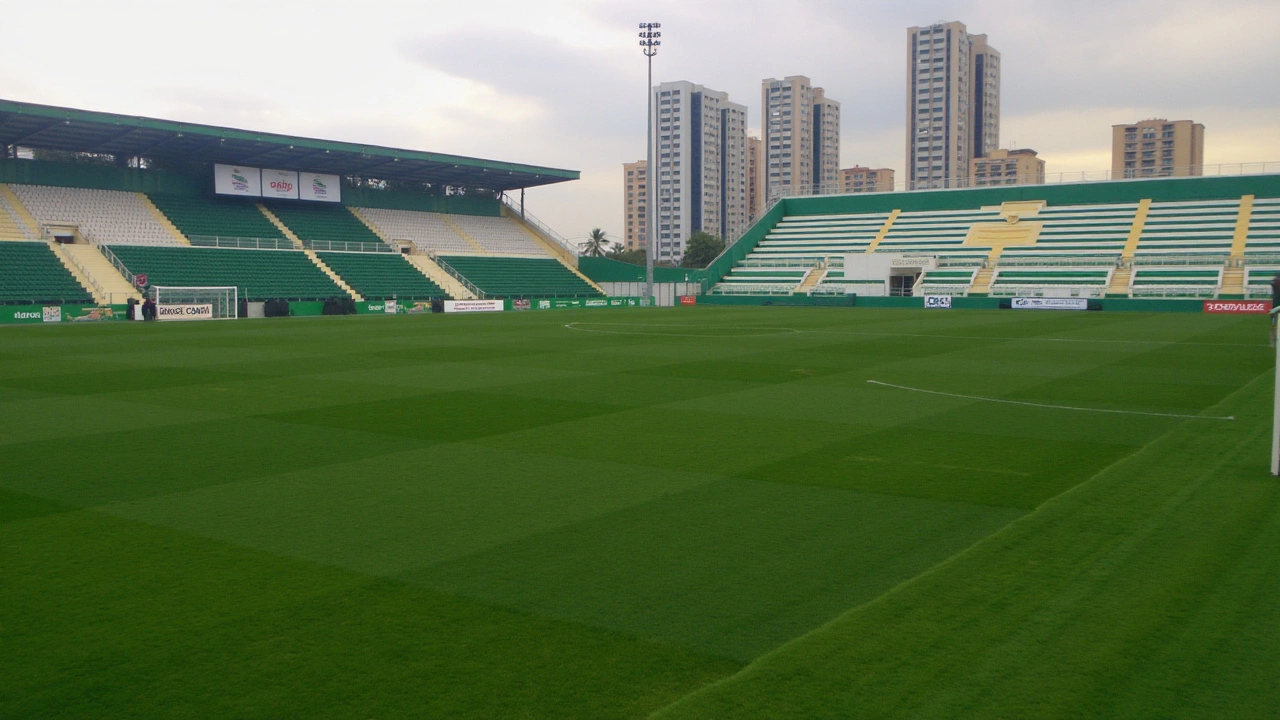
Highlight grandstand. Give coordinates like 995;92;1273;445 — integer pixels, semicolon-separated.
705;175;1280;302
0;99;585;315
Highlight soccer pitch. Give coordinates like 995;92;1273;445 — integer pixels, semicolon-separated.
3;306;1277;718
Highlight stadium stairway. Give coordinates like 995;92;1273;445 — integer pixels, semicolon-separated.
404;254;476;299
57;242;142;303
139;194;190;244
1106;267;1133;296
0;184;40;238
1120;199;1152;260
794;262;828;293
43;240;102;302
863;210;900;253
257;204;361;301
1219;195;1255;296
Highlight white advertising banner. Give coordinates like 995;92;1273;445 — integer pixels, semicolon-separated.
1011;297;1088;311
261;169;300;199
445;300;504;313
42;306;62;323
213;164;262;197
299;172;341;202
157;303;214;321
384;299;398;314
924;295;953;309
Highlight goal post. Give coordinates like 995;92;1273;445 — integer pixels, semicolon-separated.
151;286;238;321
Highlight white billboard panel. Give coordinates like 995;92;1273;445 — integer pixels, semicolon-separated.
262;169;299;199
299;172;341;202
213;164;261;197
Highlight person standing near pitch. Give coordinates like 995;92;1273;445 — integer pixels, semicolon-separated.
1270;274;1280;346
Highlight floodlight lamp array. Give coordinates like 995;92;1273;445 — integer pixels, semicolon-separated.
639;22;661;55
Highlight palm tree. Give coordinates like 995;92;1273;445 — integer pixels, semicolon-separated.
582;228;610;257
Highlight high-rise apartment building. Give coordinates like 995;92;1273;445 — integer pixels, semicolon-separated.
761;76;840;201
906;21;1000;190
747;135;764;222
622;160;647;251
1111;119;1204;178
650;80;748;261
839;166;896;193
970;149;1044;186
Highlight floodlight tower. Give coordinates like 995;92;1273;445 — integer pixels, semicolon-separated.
639;22;661;305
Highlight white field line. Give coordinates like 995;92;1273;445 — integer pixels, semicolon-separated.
866;380;1235;421
564;322;802;338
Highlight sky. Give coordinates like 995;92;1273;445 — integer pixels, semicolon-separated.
2;0;1278;246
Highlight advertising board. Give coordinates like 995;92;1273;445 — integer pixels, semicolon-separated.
1203;300;1272;314
679;295;697;306
299;172;341;202
924;295;952;309
156;303;214;321
1011;297;1088;311
384;299;398;314
444;299;504;313
213;164;262;197
261;169;300;199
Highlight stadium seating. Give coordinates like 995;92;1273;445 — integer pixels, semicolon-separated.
712;266;808;295
1132;199;1240;261
148;194;284;242
448;215;545;255
1244;197;1280;258
9;185;180;246
0;241;93;304
875;208;1001;262
354;207;476;254
266;202;386;248
438;255;600;297
0;189;37;240
107;245;342;301
1000;203;1135;263
1129;266;1223;297
988;268;1113;297
314;251;447;300
918;268;982;295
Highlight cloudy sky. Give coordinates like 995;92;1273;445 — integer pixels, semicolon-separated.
3;0;1278;244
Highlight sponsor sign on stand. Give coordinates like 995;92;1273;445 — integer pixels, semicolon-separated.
1011;297;1088;311
384;300;398;314
1204;300;1272;314
924;295;952;309
156;303;214;321
298;172;341;203
513;299;531;310
679;295;697;306
42;306;62;323
444;300;504;313
134;273;148;288
261;169;300;199
213;164;262;197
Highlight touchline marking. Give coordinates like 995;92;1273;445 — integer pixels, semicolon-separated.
866;380;1235;420
809;329;1266;348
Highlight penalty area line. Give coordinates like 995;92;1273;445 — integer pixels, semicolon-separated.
866;380;1235;421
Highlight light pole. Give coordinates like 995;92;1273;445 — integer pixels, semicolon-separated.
639;22;660;306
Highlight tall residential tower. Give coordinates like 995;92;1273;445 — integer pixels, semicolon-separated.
650;80;748;261
906;21;1000;189
1111;119;1205;178
761;76;840;201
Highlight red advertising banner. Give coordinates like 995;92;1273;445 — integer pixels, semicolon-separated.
679;295;697;306
1203;300;1272;314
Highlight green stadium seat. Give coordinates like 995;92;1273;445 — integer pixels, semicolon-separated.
107;245;342;301
438;255;599;298
0;241;94;305
315;252;446;300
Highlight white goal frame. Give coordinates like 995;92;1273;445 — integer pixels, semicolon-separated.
150;286;239;321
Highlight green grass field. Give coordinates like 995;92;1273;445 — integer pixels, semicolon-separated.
2;306;1277;718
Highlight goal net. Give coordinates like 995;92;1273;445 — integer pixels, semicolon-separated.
151;286;238;321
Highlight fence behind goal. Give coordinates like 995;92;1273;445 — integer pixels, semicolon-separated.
150;286;238;320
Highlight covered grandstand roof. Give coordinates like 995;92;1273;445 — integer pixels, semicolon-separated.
0;99;578;191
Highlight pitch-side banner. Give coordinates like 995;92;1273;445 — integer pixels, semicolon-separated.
924;295;952;309
157;303;214;321
299;172;341;202
213;164;262;197
445;300;504;313
262;169;299;199
1203;300;1272;314
1011;297;1088;311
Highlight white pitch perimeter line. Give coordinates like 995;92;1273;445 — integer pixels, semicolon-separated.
866;380;1235;421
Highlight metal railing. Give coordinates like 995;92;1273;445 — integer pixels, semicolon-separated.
430;253;486;299
303;239;395;253
500;194;579;258
96;243;136;287
764;162;1280;201
995;255;1122;267
188;235;296;250
1129;253;1231;266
